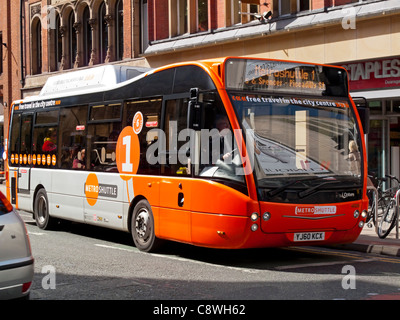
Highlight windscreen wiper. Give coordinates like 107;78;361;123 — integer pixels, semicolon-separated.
266;176;328;198
298;180;341;198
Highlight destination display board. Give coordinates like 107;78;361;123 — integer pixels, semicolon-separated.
225;58;348;97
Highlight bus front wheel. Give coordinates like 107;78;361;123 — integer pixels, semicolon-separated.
34;188;55;230
131;200;163;252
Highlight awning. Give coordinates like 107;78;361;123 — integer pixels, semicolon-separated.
351;88;400;100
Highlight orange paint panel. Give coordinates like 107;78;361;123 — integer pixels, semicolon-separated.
158;207;192;243
191;212;249;249
190;179;250;216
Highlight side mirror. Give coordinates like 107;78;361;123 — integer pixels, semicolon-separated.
352;97;370;134
187;88;203;130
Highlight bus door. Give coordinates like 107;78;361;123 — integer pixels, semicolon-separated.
11;113;33;206
159;96;193;242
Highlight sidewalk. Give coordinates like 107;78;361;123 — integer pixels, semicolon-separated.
334;223;400;257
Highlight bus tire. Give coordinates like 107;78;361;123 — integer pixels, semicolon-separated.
131;199;163;252
34;188;55;230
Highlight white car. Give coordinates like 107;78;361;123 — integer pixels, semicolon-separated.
0;192;34;299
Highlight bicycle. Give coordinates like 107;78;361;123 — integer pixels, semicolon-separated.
377;175;400;239
366;175;388;228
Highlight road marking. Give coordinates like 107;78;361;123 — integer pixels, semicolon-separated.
275;258;374;271
29;231;45;236
94;243;136;252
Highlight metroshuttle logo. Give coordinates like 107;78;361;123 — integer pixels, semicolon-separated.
295;206;337;215
85;173;118;206
85;173;99;206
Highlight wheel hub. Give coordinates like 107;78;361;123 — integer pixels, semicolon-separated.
135;210;150;239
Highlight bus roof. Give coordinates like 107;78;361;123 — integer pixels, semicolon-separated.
23;65;153;102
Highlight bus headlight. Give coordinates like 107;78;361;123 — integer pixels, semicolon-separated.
262;212;271;221
361;210;368;219
359;221;364;228
251;224;258;232
353;210;360;218
250;213;259;221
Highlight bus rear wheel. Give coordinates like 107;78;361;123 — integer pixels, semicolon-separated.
131;200;163;252
34;188;55;230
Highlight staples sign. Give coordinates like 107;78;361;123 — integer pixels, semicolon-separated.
342;57;400;91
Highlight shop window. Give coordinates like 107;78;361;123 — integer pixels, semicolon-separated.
368;100;382;115
385;100;400;115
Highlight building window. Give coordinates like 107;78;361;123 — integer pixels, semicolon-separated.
230;0;241;26
69;11;77;69
178;0;188;35
55;14;62;70
238;1;260;24
32;18;42;75
99;1;108;63
116;0;124;61
83;6;92;66
274;0;310;16
299;0;310;11
141;0;148;52
279;0;292;15
197;0;208;32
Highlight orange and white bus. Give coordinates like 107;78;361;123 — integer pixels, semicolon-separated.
6;57;369;252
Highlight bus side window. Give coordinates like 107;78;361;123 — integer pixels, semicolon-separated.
124;98;162;175
32;109;59;167
9;113;21;166
162;98;190;176
59;106;88;169
87;103;122;172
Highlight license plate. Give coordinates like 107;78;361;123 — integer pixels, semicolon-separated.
294;232;325;242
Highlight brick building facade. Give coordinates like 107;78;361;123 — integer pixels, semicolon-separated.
1;0;400;178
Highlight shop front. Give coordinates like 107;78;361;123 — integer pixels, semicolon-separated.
341;56;400;180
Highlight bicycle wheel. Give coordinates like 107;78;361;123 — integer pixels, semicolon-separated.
371;195;391;227
377;198;398;239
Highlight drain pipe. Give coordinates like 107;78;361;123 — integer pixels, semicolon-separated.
20;0;25;90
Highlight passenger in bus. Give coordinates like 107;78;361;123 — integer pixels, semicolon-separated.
42;128;57;152
73;147;86;169
212;114;233;163
348;140;361;173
